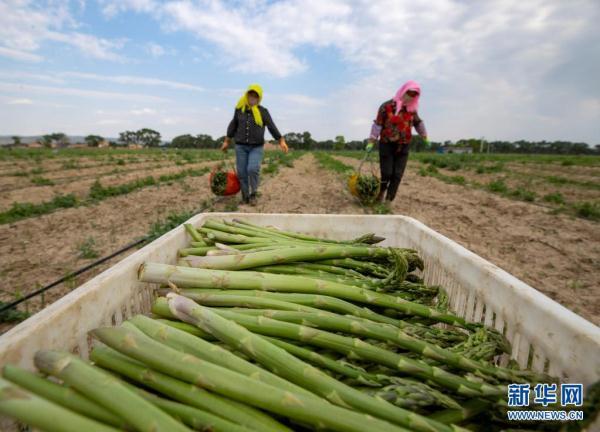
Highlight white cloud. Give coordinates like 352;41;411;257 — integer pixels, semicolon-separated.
62;72;204;91
0;71;66;84
280;94;325;107
131;108;157;115
0;0;125;62
0;46;44;62
146;42;166;58
97;119;126;125
6;98;34;105
0;82;168;102
160;1;306;77
100;0;157;18
47;32;126;62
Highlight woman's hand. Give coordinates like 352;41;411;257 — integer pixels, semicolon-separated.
221;137;231;152
366;139;375;152
279;137;289;154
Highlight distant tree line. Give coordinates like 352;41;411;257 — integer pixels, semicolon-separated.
167;131;599;155
8;129;599;155
118;129;161;147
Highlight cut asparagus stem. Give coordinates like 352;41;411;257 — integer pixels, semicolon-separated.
34;350;191;432
0;377;120;432
114;369;258;432
92;322;411;432
90;346;272;431
2;365;124;428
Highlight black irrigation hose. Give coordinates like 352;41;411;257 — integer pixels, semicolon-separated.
0;237;149;314
0;197;224;315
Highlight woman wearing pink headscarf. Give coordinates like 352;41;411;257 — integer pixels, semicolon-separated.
367;81;428;203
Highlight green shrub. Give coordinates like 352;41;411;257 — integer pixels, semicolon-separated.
446;161;462;171
448;175;466;185
547;176;568;185
543;192;565;205
510;188;536;202
573;202;600;221
487;179;508;193
31;176;54;186
0;194;78;224
77;237;100;259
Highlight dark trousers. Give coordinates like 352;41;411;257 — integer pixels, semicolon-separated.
379;142;410;201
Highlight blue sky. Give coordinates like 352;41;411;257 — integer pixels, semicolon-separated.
0;0;599;143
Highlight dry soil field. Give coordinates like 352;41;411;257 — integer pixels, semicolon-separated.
0;148;598;331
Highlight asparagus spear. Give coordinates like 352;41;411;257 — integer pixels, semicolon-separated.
286;262;369;278
162;292;323;313
262;335;385;385
204;219;281;239
91;323;411;432
154;318;215;339
129;315;317;398
184;306;506;399
357;379;460;411
429;399;491;425
316;258;391;277
253;264;384;289
139;263;476;329
263;336;460;411
182;245;406;272
2;365;124;428
34;350;191;432
170;289;467;345
230;219;384;245
90;346;274;431
184;223;204;243
0;377;120;432
167;293;469;432
112;368;258;432
222;308;537;384
198;227;272;244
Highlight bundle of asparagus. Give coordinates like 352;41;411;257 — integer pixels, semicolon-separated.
1;218;597;431
356;174;381;205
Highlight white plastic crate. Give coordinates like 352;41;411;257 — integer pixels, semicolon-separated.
0;213;598;425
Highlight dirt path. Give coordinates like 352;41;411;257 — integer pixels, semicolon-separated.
335;155;600;325
247;153;359;214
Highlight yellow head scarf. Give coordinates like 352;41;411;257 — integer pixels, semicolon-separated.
236;84;263;127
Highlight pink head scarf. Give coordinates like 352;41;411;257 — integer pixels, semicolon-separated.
392;80;421;114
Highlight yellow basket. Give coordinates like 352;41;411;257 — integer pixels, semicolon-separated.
348;173;360;197
348;152;379;200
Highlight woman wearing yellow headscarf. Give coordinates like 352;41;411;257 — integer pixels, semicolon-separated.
222;84;288;205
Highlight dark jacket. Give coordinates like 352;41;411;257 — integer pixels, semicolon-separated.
226;106;282;146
